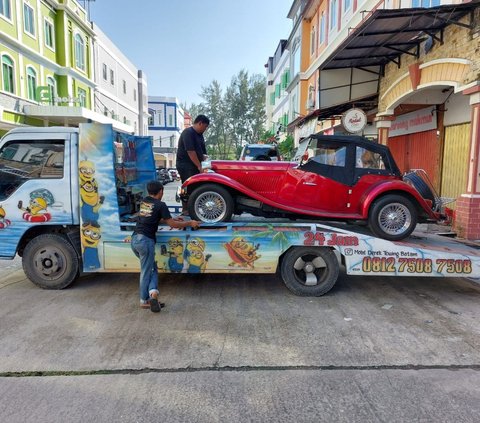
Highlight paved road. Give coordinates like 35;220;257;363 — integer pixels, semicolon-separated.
1;180;480;421
1;263;479;421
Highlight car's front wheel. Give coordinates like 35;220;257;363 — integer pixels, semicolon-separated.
188;184;234;223
368;194;417;241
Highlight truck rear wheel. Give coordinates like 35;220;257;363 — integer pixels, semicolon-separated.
280;247;339;296
22;234;79;289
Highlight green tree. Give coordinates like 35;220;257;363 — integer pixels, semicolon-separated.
277;134;295;160
185;70;266;160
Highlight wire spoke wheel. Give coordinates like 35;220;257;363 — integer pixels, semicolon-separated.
369;194;417;241
189;184;234;223
377;202;412;236
195;191;227;222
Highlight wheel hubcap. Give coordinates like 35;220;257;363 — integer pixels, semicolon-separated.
34;248;64;278
293;255;327;286
378;203;411;235
194;191;227;223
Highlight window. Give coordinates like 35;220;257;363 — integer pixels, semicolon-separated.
122;80;126;94
110;69;114;85
102;63;107;80
0;140;65;200
123;116;127;124
44;19;54;49
275;83;281;98
0;0;11;19
269;92;275;105
148;111;154;126
104;106;108;116
310;26;316;56
74;33;85;71
309;145;346;167
330;0;337;31
26;67;36;100
46;76;55;104
412;0;440;6
168;114;173;126
344;0;352;12
23;2;35;36
133;88;136;102
355;147;385;169
2;55;14;94
292;45;301;76
319;12;326;45
78;88;86;107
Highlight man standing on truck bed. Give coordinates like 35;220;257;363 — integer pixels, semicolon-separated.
176;114;210;215
131;181;200;312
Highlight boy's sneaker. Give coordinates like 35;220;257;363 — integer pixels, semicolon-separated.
149;292;161;313
140;299;165;310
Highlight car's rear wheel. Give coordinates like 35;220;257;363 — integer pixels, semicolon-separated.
368;194;417;241
188;184;234;223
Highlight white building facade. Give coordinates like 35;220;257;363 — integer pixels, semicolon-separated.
92;23;149;135
148;96;185;168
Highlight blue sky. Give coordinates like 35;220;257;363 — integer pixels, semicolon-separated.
90;0;293;106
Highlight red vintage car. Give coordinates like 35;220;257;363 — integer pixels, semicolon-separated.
179;134;443;240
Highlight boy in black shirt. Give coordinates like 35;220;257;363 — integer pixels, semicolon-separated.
131;181;200;312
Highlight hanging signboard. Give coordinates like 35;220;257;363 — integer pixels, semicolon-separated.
342;108;367;133
389;106;437;137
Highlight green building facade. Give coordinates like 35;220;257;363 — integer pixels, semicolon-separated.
0;0;94;136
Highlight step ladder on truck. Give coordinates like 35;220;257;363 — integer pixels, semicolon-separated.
0;123;479;295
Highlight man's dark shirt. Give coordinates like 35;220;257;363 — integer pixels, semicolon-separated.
133;196;171;241
176;127;206;168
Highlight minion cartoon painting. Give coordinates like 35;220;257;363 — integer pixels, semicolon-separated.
79;159;104;222
224;237;261;269
166;237;184;273
81;221;101;269
18;189;54;222
0;205;11;229
184;236;211;273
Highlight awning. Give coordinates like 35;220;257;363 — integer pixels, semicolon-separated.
24;105;134;134
321;3;478;71
293;94;378;127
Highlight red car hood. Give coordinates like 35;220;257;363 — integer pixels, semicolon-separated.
211;160;294;173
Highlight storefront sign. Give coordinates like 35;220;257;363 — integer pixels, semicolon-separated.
389;106;437;137
342;108;367;133
35;86;81;105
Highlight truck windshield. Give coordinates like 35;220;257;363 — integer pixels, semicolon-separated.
0;140;64;200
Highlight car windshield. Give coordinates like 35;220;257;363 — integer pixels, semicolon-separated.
293;137;312;162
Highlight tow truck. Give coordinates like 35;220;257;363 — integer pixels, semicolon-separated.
0;123;479;296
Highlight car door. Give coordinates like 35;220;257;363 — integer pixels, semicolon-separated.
294;142;352;214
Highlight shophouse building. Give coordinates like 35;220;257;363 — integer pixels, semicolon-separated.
265;39;289;137
268;0;480;239
0;0;147;135
148;96;185;168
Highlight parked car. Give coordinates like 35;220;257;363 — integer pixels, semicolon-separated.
179;134;444;240
239;143;280;161
167;168;179;181
157;168;171;184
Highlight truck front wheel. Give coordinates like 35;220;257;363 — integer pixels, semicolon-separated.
22;234;79;289
280;247;339;296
